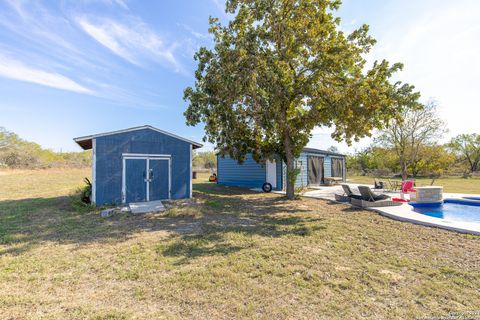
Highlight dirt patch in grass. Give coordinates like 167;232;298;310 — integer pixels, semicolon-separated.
0;170;479;319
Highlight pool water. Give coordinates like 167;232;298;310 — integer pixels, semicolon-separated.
411;200;480;224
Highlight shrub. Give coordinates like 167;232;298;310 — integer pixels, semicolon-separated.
70;178;95;213
0;127;91;169
80;178;92;204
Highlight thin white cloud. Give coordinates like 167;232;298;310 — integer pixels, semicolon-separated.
110;0;128;10
0;1;115;73
77;16;182;71
77;17;137;64
77;0;129;10
0;53;93;94
179;23;210;40
0;0;187;104
211;0;225;13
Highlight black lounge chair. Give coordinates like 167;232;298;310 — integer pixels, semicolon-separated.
374;178;384;189
358;186;390;202
341;184;363;200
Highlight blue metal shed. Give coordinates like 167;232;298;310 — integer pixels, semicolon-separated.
74;125;202;206
217;148;346;190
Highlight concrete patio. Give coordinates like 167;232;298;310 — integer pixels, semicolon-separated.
302;183;372;201
265;183;401;200
269;183;479;202
259;183;480;235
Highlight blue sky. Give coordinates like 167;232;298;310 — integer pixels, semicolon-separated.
0;0;479;153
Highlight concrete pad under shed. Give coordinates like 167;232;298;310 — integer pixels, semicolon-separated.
129;200;165;214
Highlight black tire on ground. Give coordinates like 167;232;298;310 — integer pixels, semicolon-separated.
262;182;273;193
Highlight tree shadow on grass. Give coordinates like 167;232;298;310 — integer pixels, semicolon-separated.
193;182;260;196
321;200;365;213
159;214;327;265
159;185;328;264
0;184;328;259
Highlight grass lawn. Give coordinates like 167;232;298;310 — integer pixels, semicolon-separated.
348;175;480;194
0;169;479;319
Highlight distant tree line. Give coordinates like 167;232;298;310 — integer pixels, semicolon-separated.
0;127;91;169
347;102;480;178
192;151;217;171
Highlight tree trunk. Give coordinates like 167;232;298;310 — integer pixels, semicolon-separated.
466;154;475;173
400;160;408;181
284;131;295;199
472;161;479;173
285;151;295;199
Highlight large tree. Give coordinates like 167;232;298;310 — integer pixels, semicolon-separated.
409;144;455;177
449;134;480;173
347;146;398;176
376;100;447;180
184;0;415;198
193;151;217;170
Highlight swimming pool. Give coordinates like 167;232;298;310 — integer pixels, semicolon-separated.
411;199;480;224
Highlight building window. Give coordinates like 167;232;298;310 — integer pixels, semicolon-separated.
331;158;344;177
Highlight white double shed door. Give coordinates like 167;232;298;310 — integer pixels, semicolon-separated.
122;154;171;203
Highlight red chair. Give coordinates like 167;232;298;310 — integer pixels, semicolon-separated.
400;180;416;199
401;180;416;193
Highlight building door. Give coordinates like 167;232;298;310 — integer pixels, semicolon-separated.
307;156;324;185
149;159;170;201
123;155;171;203
125;158;148;203
266;160;277;189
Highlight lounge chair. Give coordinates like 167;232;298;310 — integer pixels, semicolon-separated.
341;184;363;200
374;178;384;190
350;197;402;208
352;186;401;208
358;186;390;202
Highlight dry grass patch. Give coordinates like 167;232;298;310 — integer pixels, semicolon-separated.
0;168;91;200
0;169;479;319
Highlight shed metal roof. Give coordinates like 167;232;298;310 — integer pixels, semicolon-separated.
216;147;346;158
302;147;346;157
73;125;203;150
